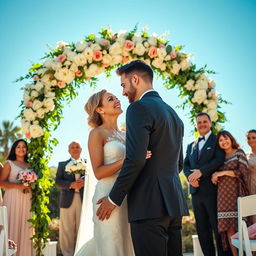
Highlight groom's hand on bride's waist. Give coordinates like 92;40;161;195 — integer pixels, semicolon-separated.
96;196;116;221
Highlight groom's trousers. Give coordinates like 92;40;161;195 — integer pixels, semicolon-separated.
130;216;182;256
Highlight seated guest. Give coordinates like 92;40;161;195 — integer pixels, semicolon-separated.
212;131;249;256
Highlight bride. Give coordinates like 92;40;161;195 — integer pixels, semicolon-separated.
75;89;151;255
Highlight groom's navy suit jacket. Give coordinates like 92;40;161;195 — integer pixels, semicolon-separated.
55;159;84;208
109;91;188;222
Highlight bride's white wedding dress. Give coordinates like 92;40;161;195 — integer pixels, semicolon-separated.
75;132;134;256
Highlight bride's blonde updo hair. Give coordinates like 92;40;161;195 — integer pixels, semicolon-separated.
84;89;107;128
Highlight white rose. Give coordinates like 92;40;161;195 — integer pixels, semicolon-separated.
45;91;55;98
83;47;93;62
44;59;55;69
144;41;149;48
207;109;218;122
184;79;195;91
160;63;167;71
180;59;190;71
90;43;101;51
76;41;88;52
164;55;171;61
112;55;122;65
207;100;217;110
215;123;222;131
37;68;47;75
132;36;143;44
23;91;31;103
85;64;98;77
192;89;207;104
148;36;157;46
170;61;181;75
70;63;78;73
21;120;30;134
152;58;163;69
63;48;76;62
54;68;75;84
36;108;46;119
56;41;68;49
32;100;43;111
157;48;167;59
31;90;39;98
23;108;37;121
29;124;44;138
43;98;55;111
34;82;44;92
102;54;113;66
73;53;87;66
133;43;146;56
109;42;122;55
208;78;216;89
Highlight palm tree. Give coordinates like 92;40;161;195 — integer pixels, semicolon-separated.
0;121;22;159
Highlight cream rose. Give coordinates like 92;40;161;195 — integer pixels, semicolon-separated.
184;79;195;91
76;41;88;52
34;82;44;92
109;42;123;55
29;124;44;138
43;98;55;111
207;109;218;122
157;48;167;59
170;61;181;75
207;100;218;110
36;108;46;119
23;108;37;121
21;120;30;134
180;59;190;71
54;68;75;84
152;58;163;69
73;53;87;66
192;89;207;104
133;43;146;56
31;90;39;98
32;100;43;111
90;43;101;51
148;36;157;46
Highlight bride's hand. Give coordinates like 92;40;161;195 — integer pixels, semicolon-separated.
146;151;152;159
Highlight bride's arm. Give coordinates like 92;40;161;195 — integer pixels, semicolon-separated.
88;129;124;180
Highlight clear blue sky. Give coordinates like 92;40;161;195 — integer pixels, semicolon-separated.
0;0;255;166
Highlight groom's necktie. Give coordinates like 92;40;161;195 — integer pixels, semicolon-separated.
197;136;205;159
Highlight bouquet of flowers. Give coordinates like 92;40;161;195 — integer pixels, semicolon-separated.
65;159;87;176
17;170;37;193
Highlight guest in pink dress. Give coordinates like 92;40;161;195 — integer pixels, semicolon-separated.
0;139;33;256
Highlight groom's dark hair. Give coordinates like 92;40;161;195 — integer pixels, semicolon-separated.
116;60;154;83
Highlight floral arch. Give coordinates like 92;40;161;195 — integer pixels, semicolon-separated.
17;26;227;255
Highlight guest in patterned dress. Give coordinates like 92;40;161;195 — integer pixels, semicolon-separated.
211;130;249;256
0;139;33;256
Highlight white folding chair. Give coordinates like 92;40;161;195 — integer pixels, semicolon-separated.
0;206;16;256
231;195;256;256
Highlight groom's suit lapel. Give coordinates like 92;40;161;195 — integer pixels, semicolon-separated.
197;133;215;161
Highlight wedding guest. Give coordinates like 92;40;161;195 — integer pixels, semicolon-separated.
0;139;33;256
55;141;84;256
246;129;256;223
212;131;249;256
184;112;225;256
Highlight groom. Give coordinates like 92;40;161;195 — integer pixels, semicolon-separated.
97;60;188;256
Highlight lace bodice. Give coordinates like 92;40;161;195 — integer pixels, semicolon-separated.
7;160;30;183
103;130;125;165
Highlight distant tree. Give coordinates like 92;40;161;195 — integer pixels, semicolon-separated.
0;120;22;159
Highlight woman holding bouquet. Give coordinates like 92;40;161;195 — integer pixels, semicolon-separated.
0;139;33;256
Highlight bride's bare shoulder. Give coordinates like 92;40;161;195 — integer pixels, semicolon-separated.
88;127;105;141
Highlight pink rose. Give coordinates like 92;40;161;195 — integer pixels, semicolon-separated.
123;40;134;51
75;70;83;77
122;56;130;64
100;40;110;47
57;81;66;88
148;47;158;58
93;50;103;62
25;132;31;139
57;54;67;63
25;101;33;107
169;51;176;59
33;75;39;81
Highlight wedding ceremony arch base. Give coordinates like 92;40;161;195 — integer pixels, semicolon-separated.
17;26;227;255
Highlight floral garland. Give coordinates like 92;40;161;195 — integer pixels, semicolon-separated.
17;26;227;255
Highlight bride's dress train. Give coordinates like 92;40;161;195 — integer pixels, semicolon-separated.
75;133;134;256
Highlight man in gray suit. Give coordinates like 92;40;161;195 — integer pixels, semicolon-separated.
55;141;84;256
